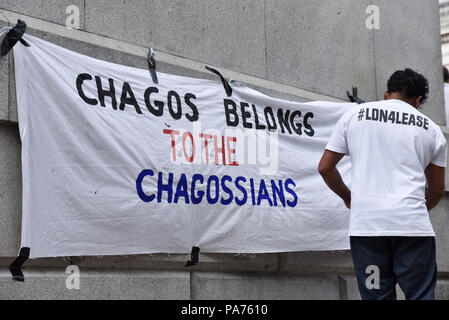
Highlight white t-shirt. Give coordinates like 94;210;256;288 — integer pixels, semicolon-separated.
326;99;447;236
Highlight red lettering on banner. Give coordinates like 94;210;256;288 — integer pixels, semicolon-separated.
199;133;212;165
164;129;239;166
163;129;180;161
226;136;238;166
213;135;226;165
182;132;195;163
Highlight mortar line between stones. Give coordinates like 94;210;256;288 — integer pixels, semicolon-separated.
83;0;86;31
263;0;268;80
189;271;193;300
372;28;378;100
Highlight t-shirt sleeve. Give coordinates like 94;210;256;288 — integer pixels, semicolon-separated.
431;130;447;167
325;111;353;155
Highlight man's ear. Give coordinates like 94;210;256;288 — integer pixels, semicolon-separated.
383;90;389;100
413;96;423;108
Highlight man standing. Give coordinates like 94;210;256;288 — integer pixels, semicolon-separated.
318;68;447;300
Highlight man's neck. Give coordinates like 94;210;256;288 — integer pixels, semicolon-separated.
386;93;417;108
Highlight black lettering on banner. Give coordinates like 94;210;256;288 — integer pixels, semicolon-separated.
95;76;117;110
303;112;315;136
290;110;302;135
264;107;277;130
184;93;199;122
76;73;98;105
144;87;164;116
119;82;142;114
240;102;253;129
167;90;182;120
223;99;239;127
75;74;321;137
252;104;266;130
277;108;292;134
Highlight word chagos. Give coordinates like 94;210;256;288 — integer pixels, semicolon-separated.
76;73;199;122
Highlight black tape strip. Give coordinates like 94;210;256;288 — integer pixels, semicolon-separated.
9;247;30;282
346;86;365;104
205;66;232;97
19;38;30;47
185;246;200;267
147;48;158;84
0;19;29;57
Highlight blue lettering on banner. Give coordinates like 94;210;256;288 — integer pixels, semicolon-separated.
136;170;299;208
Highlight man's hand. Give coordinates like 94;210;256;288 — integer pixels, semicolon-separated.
425;163;445;211
318;150;351;209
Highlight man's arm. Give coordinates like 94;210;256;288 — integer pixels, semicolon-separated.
318;150;351;209
425;163;445;211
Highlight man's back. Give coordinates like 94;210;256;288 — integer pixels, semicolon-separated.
319;68;447;300
326;99;446;236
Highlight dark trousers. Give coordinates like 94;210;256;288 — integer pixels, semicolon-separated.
350;236;437;300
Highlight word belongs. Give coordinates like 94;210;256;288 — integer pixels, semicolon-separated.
224;98;315;136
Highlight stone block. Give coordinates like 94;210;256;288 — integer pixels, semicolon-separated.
1;0;85;29
436;279;449;300
191;272;340;299
0;21;8;121
339;275;405;300
279;250;354;274
190;253;278;272
85;0;266;78
0;124;21;257
0;268;190;299
338;275;361;300
0;252;278;273
372;0;444;124
430;195;449;272
8;53;17;122
444;129;449;190
265;0;376;101
340;276;449;300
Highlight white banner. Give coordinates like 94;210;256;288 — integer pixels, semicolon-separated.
14;35;356;258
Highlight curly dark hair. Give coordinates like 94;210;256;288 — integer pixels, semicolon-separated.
387;68;429;105
444;66;449;82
